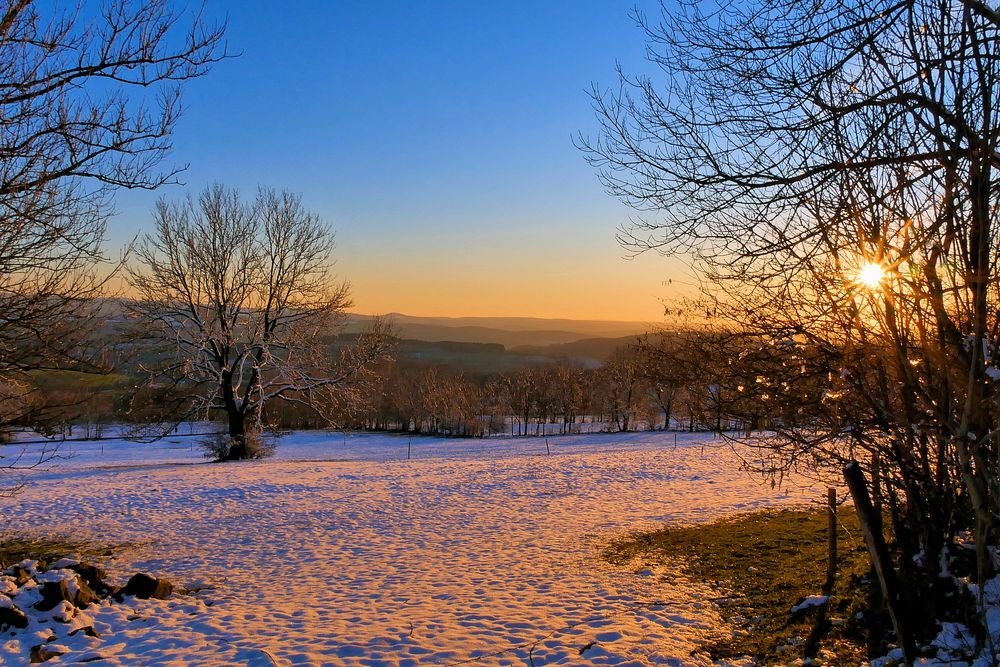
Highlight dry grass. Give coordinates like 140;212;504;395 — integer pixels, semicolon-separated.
605;507;884;665
0;536;123;569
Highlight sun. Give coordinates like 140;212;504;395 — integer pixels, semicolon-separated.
857;262;885;289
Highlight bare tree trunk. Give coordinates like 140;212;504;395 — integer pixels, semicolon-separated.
225;410;248;461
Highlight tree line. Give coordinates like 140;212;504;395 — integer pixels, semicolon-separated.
262;332;781;438
33;329;778;441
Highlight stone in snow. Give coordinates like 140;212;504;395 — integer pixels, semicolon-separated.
30;643;69;663
119;573;173;600
0;604;28;629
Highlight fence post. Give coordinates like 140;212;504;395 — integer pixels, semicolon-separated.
844;462;916;665
825;487;837;592
805;487;840;659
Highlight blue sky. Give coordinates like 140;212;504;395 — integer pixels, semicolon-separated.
111;0;685;321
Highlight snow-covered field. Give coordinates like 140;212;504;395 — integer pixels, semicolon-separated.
1;431;817;666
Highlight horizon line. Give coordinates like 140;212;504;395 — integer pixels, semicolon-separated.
346;311;661;325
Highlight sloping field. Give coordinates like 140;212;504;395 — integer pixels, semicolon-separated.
1;432;813;666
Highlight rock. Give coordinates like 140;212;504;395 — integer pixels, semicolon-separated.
51;600;75;623
120;573;172;600
35;573;98;611
69;625;100;638
73;577;99;608
0;605;28;629
34;580;71;612
71;563;111;597
30;643;68;663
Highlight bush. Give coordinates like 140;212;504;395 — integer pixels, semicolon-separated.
201;430;275;461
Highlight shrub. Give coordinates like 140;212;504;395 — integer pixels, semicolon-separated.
201;430;275;461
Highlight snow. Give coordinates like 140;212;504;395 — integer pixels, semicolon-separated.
930;622;978;662
34;568;81;599
790;595;828;613
1;430;816;666
8;427;738;472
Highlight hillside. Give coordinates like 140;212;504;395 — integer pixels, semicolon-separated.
508;335;640;361
344;313;652;348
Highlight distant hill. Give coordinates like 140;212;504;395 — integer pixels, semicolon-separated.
344;313;652;348
99;300;654;348
102;299;656;373
509;335;640;362
333;334;635;374
391;339;546;374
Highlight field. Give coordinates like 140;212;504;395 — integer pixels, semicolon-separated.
0;431;818;666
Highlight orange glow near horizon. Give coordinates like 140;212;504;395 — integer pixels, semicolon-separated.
108;247;690;323
335;250;691;322
109;261;689;324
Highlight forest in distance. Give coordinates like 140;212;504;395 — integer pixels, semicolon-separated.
26;308;752;442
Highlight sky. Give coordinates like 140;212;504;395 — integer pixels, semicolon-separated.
109;0;691;323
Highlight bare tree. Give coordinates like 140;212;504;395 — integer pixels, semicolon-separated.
127;184;390;460
637;332;698;431
0;0;225;377
633;329;708;433
548;363;586;434
0;0;224;487
599;349;647;432
505;368;541;436
583;0;1000;653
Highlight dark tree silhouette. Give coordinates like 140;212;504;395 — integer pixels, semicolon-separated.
582;0;1000;651
0;0;225;491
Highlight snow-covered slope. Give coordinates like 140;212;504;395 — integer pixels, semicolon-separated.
1;431;814;666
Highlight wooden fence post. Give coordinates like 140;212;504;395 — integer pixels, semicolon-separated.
806;487;839;659
825;487;837;593
844;462;916;665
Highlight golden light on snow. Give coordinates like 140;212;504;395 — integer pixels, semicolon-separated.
857;262;885;289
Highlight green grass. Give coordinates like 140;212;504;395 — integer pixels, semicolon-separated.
605;507;877;665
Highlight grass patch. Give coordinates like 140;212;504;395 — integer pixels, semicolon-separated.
26;370;128;390
0;536;123;569
605;507;879;665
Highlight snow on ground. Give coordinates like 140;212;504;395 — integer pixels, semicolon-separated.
1;431;817;666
